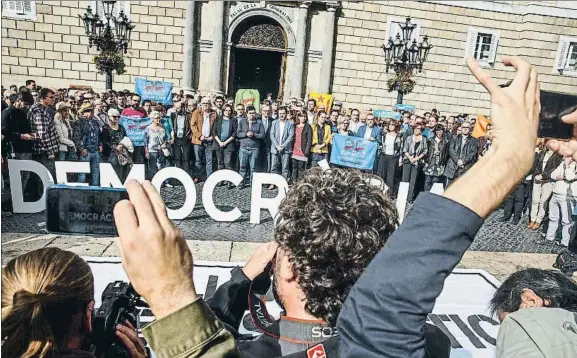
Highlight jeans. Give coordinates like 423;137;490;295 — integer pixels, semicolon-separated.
503;183;526;220
271;151;291;180
424;175;444;192
531;182;554;224
31;152;56;200
79;151;101;186
147;152;163;179
239;147;259;183
215;149;234;171
546;193;575;246
311;153;328;168
133;146;145;165
291;159;308;183
173;137;192;175
58;151;77;162
402;163;421;202
194;142;214;180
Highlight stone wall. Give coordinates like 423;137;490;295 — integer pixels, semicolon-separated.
332;1;577;115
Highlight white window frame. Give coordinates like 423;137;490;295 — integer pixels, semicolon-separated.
2;0;36;20
385;16;422;43
553;36;577;76
91;0;131;21
464;27;500;67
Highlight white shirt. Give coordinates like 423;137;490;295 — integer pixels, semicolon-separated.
202;113;211;137
542;150;553;172
176;113;186;138
384;133;396;155
278;120;286;143
551;161;576;196
364;126;372;140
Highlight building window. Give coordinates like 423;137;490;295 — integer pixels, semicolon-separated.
1;1;36;20
465;27;500;67
385;16;421;43
92;0;131;22
553;36;577;76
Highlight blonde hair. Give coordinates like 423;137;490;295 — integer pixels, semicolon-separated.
2;248;94;358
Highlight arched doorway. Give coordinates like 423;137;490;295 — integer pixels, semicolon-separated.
229;16;287;101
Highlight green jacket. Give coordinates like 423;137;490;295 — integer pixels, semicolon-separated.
496;307;577;358
143;298;240;358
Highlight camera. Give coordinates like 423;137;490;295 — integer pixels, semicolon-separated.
91;281;148;358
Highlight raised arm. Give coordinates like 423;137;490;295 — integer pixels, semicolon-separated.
338;56;540;357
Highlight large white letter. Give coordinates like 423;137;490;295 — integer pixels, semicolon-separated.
431;182;445;195
396;182;410;223
100;163;146;187
55;161;90;186
8;159;54;213
151;167;196;220
250;173;288;224
202;169;243;222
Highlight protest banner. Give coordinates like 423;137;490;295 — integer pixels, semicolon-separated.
472;114;491;139
308;92;334;111
235;89;261;112
134;78;173;105
330;134;377;170
119;115;152;147
395;103;416;111
374;109;401;120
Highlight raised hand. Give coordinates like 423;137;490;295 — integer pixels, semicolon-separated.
547;108;577;161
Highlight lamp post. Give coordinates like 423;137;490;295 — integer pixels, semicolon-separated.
79;0;134;90
382;17;432;104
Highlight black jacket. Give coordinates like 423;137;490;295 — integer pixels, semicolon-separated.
1;106;34;153
295;123;312;156
212;116;238;152
259;117;276;153
380;132;403;158
170;111;192;141
425;136;450;166
534;150;563;183
444;135;478;179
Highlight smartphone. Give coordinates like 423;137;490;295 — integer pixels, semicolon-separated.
538;91;577;140
46;185;129;236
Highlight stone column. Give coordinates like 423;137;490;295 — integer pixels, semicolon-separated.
182;1;196;93
290;1;310;99
209;1;226;95
318;3;339;93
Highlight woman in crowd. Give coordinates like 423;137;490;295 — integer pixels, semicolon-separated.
102;108;131;181
53;102;76;162
529;139;563;230
212;104;238;184
144;111;168;180
402;121;428;204
377;120;403;196
311;110;331;167
423;124;449;191
291;111;312;183
1;248;145;358
336;118;354;136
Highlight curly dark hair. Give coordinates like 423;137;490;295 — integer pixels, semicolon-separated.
274;168;398;326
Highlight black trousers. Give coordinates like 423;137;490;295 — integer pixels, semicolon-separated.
424;175;444;192
133;146;145;165
380;154;398;194
215;149;234;171
173;137;191;175
291;159;307;183
402;163;421;202
503;183;526;220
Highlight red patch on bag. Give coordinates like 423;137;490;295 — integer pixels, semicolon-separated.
307;344;326;358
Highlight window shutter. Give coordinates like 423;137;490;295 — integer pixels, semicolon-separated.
23;0;32;13
465;28;478;58
2;0;35;18
556;39;570;71
487;31;500;64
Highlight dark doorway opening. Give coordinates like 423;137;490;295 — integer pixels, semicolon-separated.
232;48;283;100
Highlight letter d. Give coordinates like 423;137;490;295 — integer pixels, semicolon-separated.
8;159;54;213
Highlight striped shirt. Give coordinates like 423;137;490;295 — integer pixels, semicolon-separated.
27;103;59;155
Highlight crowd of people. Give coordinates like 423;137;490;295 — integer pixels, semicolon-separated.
2;56;577;358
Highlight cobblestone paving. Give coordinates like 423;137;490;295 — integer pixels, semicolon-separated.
1;185;566;254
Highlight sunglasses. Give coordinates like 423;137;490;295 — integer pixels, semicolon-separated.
111;115;120;119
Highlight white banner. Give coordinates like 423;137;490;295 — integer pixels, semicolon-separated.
86;257;500;358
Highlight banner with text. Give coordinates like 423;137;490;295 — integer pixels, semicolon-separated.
119;116;152;147
330;134;377;170
374;110;401;120
134;78;173;105
86;257;501;358
395;103;416;111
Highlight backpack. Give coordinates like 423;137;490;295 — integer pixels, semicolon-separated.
553;250;577;275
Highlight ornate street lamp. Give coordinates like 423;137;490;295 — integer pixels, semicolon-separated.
381;17;433;104
79;1;135;90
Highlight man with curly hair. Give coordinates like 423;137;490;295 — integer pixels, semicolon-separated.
206;168;450;357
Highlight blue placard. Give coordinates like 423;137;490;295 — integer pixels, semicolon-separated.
330;134;377;170
119;115;152;147
134;78;173;105
395;103;416;111
374;110;401;120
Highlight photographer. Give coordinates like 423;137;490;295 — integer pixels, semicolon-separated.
1;247;147;358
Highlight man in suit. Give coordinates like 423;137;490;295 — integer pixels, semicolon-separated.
190;96;217;182
258;104;275;173
355;114;382;146
270;106;295;185
171;100;192;176
443;121;478;186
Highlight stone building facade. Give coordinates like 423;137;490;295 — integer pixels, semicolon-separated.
2;0;577;115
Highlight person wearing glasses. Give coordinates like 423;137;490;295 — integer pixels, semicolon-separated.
402;119;428;204
443;120;478;187
102;108;130;181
